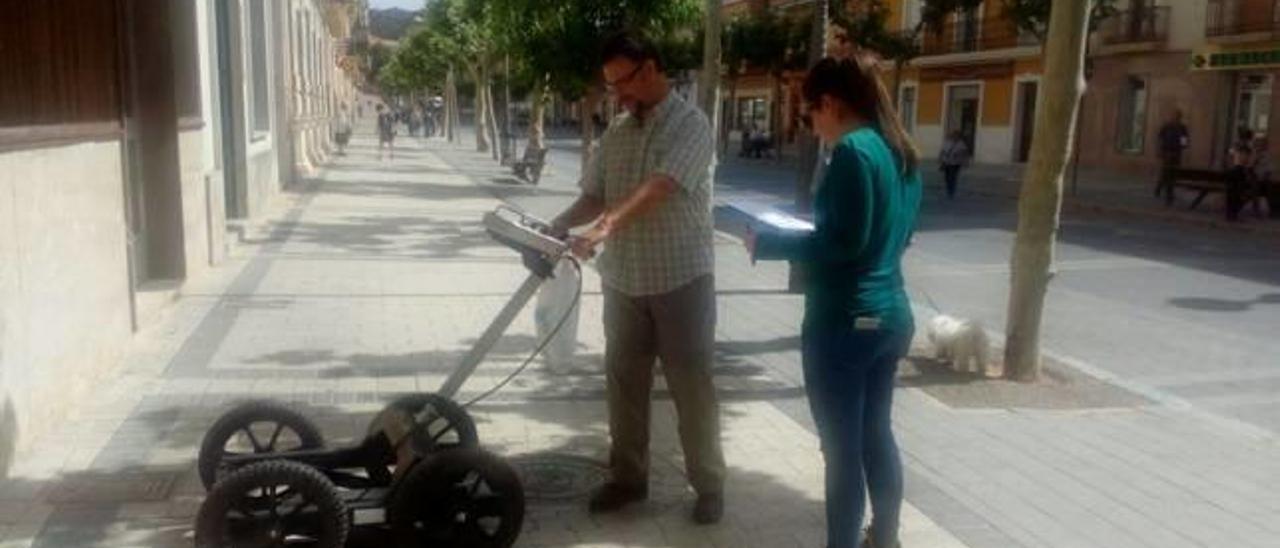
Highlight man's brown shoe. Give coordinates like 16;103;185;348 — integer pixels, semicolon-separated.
588;482;648;514
692;492;724;525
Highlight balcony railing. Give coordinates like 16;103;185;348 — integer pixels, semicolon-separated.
917;17;1038;57
1099;6;1170;46
1206;0;1280;37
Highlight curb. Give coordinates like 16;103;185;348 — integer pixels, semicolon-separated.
968;186;1280;238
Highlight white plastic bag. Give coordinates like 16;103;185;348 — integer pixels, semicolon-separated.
534;260;580;373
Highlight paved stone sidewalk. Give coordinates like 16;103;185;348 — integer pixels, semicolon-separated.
444;130;1280;548
0;127;964;548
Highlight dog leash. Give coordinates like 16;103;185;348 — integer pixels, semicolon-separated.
916;287;944;315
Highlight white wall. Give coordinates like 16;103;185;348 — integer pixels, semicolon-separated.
916;124;945;160
1167;0;1209;52
246;143;281;219
0;141;133;470
977;125;1015;164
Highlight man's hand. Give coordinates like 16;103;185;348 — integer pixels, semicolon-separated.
568;235;598;260
569;216;613;260
542;220;570;241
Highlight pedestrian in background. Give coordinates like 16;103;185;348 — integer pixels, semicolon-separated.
376;104;397;161
407;108;423;138
748;56;922;548
939;130;969;199
1156;110;1190;206
549;30;725;526
1227;126;1254;221
334;103;352;156
1253;135;1277;218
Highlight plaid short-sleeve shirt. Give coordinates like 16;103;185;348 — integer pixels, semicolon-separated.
581;93;716;297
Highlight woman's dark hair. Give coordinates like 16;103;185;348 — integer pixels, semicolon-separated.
600;30;665;72
803;56;920;175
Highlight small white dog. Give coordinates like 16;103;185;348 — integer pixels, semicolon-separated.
927;314;992;376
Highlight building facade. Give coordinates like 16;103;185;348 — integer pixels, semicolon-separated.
1081;0;1280;173
0;0;359;476
876;0;1280;173
720;0;818;151
878;0;1043;165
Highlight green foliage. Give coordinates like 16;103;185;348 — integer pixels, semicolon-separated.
829;0;984;63
367;42;396;79
732;10;809;76
490;0;703;101
379;29;448;95
1001;0;1120;43
369;7;422;41
376;0;702;103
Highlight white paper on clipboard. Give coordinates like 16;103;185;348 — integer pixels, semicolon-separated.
726;199;815;233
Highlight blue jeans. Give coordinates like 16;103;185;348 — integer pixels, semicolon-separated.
802;319;913;548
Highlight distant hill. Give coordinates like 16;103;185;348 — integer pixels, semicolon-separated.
369;7;417;41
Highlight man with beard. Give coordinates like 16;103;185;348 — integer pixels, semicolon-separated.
548;30;724;524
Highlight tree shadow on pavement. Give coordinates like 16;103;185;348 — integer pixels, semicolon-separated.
1167;292;1280;312
897;353;1152;410
247;214;498;259
6;394;828;548
465;400;828;548
911;193;1280;289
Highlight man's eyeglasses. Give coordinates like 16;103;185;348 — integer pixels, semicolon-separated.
605;62;646;91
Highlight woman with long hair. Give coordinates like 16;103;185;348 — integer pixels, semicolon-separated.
747;56;922;548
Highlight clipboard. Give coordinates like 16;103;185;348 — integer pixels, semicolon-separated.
725;199;815;233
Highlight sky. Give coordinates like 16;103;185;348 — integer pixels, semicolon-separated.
369;0;422;11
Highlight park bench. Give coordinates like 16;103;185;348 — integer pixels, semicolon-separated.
738;131;776;159
512;146;549;185
1168;168;1266;216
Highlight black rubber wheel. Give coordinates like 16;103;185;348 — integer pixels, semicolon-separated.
194;460;349;548
387;448;525;548
199;401;325;491
366;393;478;456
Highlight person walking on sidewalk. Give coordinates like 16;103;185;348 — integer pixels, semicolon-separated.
1227;126;1254;221
334;103;353;156
748;57;922;548
376;104;396;161
938;130;969;199
1156;110;1190;206
548;30;726;525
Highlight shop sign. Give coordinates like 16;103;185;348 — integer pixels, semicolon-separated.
1192;46;1280;71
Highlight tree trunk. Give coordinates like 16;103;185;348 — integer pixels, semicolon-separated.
699;0;723;158
487;81;501;161
498;55;515;164
445;67;456;142
580;85;602;176
795;0;827;211
772;71;784;163
450;73;461;142
483;82;499;160
1004;0;1092;382
789;0;828;293
527;74;549;152
722;75;738;155
473;69;490;153
483;63;500;161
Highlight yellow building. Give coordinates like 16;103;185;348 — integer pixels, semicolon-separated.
881;0;1043;164
719;0;816;149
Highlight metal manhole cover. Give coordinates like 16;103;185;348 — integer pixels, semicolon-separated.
47;473;177;504
508;453;608;502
